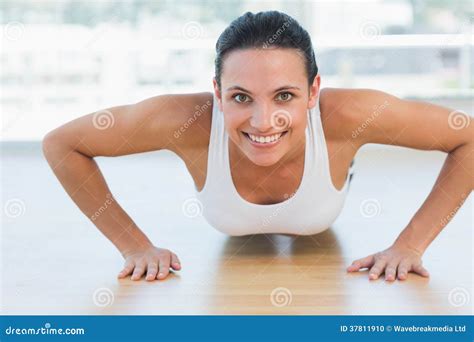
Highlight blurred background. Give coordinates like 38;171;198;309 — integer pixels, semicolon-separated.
0;0;472;140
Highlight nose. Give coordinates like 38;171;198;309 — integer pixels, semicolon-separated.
249;103;274;132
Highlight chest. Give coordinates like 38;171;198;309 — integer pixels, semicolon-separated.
186;136;355;205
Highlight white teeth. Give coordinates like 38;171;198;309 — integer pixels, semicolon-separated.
247;132;284;143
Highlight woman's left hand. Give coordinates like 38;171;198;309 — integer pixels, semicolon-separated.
346;242;430;281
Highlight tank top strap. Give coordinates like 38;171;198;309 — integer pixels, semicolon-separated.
195;93;228;194
310;93;351;194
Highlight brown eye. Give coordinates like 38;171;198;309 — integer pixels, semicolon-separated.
277;92;293;101
234;94;250;103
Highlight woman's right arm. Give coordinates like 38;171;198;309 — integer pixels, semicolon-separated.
42;93;208;280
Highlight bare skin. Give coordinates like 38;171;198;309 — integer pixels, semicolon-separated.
43;48;473;282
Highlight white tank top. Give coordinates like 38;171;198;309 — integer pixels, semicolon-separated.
194;93;353;236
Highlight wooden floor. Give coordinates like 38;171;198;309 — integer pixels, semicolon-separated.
1;143;472;315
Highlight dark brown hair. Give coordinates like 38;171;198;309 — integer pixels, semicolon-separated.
214;10;318;90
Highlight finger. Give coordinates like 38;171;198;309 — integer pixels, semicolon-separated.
170;253;181;270
145;262;159;281
384;261;399;282
369;259;387;280
412;264;430;278
157;261;170;280
347;255;375;272
131;262;146;281
118;262;134;278
397;259;411;280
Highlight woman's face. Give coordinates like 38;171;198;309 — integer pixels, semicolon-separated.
214;48;320;167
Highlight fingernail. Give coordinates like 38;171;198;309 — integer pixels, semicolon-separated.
158;273;164;277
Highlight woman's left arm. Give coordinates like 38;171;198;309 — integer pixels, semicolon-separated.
344;88;473;281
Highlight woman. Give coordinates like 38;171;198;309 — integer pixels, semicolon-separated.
42;11;473;283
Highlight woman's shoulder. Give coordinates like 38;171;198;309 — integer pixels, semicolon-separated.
155;91;214;154
319;87;374;146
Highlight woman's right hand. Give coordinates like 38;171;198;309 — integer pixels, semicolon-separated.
118;245;181;281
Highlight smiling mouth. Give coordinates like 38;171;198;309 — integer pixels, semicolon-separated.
242;130;288;145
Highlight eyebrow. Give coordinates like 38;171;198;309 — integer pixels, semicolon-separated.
225;85;301;94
